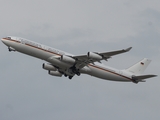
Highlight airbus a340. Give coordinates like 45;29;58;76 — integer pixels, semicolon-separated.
1;36;157;83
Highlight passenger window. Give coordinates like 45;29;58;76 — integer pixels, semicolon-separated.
21;39;25;44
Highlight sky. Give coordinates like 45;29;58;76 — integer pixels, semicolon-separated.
0;0;160;120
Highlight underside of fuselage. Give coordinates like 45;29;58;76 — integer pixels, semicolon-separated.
1;36;157;83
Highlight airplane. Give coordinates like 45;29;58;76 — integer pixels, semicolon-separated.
1;36;157;84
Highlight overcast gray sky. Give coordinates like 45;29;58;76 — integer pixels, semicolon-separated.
0;0;160;120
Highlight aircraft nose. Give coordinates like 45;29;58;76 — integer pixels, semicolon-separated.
1;37;9;46
1;38;5;43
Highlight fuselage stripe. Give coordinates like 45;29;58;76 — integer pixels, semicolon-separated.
89;64;132;81
25;43;61;56
4;38;133;82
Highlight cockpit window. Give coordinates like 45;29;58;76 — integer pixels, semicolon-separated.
6;37;11;40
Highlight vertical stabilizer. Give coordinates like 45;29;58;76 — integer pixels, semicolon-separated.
126;58;151;75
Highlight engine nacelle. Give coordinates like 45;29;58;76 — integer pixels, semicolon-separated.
87;52;102;60
48;70;62;77
60;55;75;64
42;63;57;71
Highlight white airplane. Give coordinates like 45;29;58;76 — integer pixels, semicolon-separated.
1;36;157;83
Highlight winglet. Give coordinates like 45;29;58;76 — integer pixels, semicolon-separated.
124;47;132;52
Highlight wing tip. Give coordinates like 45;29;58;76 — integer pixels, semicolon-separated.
125;47;132;52
152;75;158;77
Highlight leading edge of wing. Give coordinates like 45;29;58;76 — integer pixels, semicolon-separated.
73;47;132;61
99;47;132;57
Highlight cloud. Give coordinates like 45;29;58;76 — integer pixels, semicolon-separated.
0;0;160;120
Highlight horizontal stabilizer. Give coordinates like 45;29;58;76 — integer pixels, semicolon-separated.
132;74;157;83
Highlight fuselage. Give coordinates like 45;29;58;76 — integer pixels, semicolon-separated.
1;36;133;82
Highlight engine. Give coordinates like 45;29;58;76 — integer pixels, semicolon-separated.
48;70;62;77
42;63;57;71
60;55;75;64
87;52;102;60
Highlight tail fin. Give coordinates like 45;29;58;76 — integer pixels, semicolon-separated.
126;58;151;74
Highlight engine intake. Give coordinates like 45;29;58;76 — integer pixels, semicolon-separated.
87;52;102;60
43;63;57;71
60;55;75;64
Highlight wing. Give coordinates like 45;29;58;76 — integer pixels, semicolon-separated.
46;47;132;78
73;47;132;68
99;47;132;58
